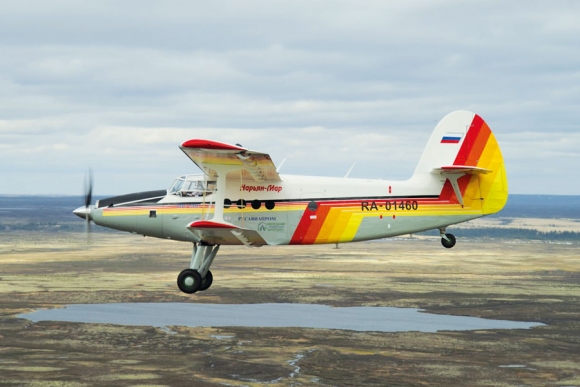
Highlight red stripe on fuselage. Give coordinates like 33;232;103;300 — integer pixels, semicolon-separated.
290;204;315;245
289;197;449;244
302;204;332;244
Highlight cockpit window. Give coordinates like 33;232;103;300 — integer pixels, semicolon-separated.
169;175;216;197
170;178;184;193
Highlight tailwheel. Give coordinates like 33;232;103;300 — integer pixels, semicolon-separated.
199;270;213;291
177;269;202;294
441;233;456;249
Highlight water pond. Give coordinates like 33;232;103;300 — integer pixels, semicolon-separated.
19;303;544;333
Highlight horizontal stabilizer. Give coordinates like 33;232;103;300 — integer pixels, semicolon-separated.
187;220;267;246
432;165;492;175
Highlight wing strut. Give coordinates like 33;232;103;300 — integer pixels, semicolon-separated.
212;165;239;223
446;174;465;206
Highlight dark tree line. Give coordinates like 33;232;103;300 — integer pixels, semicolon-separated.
419;227;580;242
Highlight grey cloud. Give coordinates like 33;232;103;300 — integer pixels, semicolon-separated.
1;1;579;194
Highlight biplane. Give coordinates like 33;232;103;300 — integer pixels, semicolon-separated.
74;110;508;294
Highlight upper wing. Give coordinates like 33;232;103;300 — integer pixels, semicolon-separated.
180;139;282;182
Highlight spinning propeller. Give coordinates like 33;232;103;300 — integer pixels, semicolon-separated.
73;169;94;234
84;168;93;210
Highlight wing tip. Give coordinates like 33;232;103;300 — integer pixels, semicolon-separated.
187;220;239;229
181;139;246;151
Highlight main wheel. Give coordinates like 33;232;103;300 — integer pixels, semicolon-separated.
441;233;456;249
177;269;202;294
199;270;214;292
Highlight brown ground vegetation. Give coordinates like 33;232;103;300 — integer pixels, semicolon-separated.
0;232;579;386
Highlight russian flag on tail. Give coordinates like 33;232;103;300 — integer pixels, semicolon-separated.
441;132;463;144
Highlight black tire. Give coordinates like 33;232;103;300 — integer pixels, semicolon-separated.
199;270;214;291
441;233;456;249
177;269;202;294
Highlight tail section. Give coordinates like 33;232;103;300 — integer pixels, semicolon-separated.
412;111;508;215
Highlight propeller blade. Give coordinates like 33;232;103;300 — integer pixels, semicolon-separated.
83;168;93;239
84;168;93;208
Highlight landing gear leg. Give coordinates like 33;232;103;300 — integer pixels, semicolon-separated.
439;228;456;249
177;242;220;294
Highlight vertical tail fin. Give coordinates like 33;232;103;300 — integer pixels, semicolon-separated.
412;110;508;215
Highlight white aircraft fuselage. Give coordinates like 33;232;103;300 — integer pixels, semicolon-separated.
74;110;508;294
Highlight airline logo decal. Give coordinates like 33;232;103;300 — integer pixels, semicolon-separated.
240;184;283;193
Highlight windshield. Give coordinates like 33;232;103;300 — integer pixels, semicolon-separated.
169;175;216;197
170;178;185;193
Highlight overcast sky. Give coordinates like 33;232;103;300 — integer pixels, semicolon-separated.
1;0;579;196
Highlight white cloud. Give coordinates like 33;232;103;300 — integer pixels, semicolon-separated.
0;1;579;195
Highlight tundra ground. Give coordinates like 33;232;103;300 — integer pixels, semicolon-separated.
0;232;579;386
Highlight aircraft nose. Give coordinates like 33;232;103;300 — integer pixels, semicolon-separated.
73;206;93;221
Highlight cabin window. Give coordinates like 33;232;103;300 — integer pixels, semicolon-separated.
149;210;157;218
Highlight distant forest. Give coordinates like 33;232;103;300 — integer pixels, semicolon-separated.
417;227;580;242
1;194;579;242
495;194;580;219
